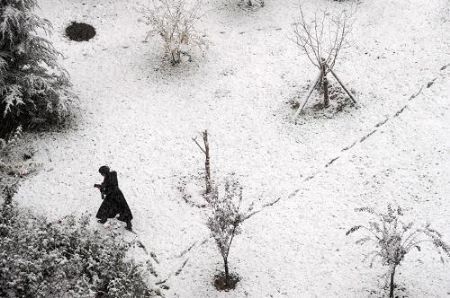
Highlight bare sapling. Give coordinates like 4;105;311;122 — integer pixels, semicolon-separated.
346;205;450;298
145;0;207;65
191;134;281;291
192;130;212;195
207;176;243;290
292;6;356;117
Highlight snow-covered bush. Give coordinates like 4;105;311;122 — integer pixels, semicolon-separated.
207;176;243;290
346;205;450;298
145;0;207;65
0;126;37;198
0;205;156;297
0;0;73;139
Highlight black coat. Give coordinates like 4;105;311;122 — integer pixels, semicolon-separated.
96;171;133;222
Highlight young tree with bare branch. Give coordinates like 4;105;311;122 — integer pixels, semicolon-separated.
292;6;356;117
144;0;207;65
346;205;450;298
188;132;282;291
207;176;243;290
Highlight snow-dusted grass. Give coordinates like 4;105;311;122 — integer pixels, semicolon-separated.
14;0;450;296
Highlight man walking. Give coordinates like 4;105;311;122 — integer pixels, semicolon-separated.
94;166;133;231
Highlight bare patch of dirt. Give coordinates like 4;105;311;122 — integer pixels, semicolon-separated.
213;272;240;291
65;22;96;41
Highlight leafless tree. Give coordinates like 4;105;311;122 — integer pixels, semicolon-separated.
190;133;281;290
347;205;450;298
145;0;207;65
294;7;352;70
292;6;356;115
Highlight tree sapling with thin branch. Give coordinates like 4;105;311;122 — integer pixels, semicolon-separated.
207;176;243;291
292;6;356;117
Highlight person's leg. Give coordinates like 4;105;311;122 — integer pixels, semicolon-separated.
125;220;132;231
97;218;107;224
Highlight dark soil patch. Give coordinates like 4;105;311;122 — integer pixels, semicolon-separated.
65;22;96;41
289;82;356;119
213;272;240;291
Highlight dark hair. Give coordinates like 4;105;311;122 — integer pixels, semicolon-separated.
98;165;110;175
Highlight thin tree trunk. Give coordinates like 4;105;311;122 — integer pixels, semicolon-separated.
390;265;396;298
224;257;229;286
202;130;211;194
192;130;212;195
321;62;329;108
172;50;181;65
222;221;239;288
323;76;329;107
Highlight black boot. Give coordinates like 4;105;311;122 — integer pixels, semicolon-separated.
125;220;133;231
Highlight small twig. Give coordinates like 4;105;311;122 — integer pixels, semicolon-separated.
241;197;281;222
192;137;206;154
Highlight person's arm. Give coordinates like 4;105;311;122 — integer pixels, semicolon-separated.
94;178;107;194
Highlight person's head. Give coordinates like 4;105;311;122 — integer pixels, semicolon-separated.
98;165;110;177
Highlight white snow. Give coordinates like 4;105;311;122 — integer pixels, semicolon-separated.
14;0;450;296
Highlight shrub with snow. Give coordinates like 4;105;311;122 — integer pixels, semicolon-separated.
0;203;156;297
346;205;450;298
0;126;38;199
0;0;73;139
144;0;207;65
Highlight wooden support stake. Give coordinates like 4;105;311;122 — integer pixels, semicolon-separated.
192;130;212;195
327;66;357;104
293;70;322;119
202;130;211;194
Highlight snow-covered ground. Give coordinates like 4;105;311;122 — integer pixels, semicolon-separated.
15;0;450;296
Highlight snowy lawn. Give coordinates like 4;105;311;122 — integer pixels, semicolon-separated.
15;0;450;296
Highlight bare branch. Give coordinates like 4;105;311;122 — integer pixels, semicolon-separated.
241;197;281;222
192;137;206;154
293;6;353;71
144;0;207;64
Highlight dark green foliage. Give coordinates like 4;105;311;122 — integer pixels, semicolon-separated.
0;203;154;297
0;0;72;138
